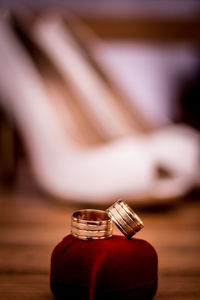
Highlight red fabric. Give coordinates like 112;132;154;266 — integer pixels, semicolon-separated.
50;235;158;300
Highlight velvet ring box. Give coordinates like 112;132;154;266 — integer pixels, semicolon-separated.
50;201;158;300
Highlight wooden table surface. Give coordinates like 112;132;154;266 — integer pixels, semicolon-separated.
0;191;199;300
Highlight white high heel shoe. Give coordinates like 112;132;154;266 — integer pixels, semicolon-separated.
0;13;199;205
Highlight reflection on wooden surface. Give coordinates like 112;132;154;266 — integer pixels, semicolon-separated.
0;192;199;299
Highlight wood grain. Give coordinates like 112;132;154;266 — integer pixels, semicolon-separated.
0;192;199;299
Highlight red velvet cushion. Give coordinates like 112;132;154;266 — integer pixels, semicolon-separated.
50;235;158;300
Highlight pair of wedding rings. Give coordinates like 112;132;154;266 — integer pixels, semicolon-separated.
71;199;144;240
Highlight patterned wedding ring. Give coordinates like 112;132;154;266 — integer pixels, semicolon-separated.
106;199;144;239
71;209;113;240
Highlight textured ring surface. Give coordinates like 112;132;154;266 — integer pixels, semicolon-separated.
71;209;113;240
106;199;144;239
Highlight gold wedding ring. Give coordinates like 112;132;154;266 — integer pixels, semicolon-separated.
71;200;143;240
71;209;113;240
106;199;144;239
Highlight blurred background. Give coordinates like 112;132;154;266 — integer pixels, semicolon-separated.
0;0;200;203
0;1;200;299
